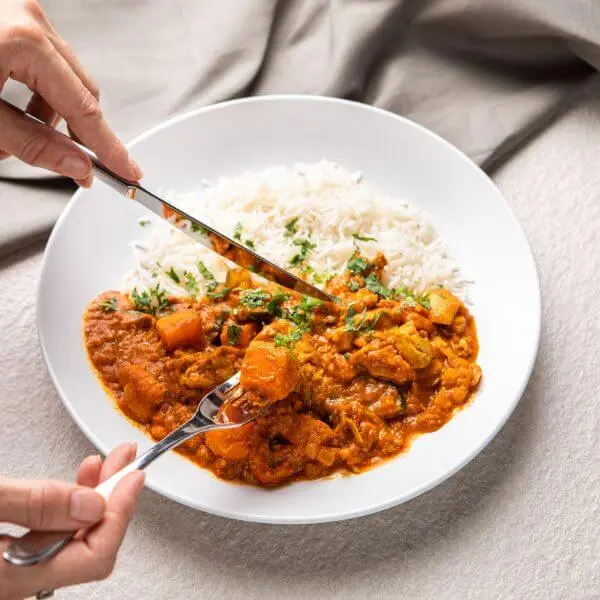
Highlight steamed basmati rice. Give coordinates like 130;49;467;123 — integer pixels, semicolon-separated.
124;161;469;300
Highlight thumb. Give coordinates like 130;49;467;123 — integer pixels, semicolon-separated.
0;476;106;531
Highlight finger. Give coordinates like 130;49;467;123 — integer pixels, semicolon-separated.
30;2;100;101
77;455;102;488
25;93;59;127
10;36;141;180
85;470;145;558
99;442;137;483
0;100;92;181
0;475;105;531
0;471;145;597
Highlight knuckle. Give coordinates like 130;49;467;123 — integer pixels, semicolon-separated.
23;0;44;20
2;22;45;48
19;131;53;166
78;89;102;121
88;80;101;101
26;481;49;530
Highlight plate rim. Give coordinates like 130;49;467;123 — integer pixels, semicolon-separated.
37;94;542;523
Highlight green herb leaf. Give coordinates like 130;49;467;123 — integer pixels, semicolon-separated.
226;324;242;345
138;218;150;227
131;285;171;315
352;232;377;242
233;222;243;241
183;271;199;296
343;352;351;360
284;217;299;237
419;295;432;310
274;328;304;349
207;287;231;301
313;270;334;285
166;267;180;284
197;261;217;292
289;237;316;267
245;239;256;250
284;295;323;331
239;289;270;308
347;280;361;292
100;297;118;312
394;286;430;309
190;221;209;235
266;293;290;317
345;305;380;333
364;273;393;299
346;255;369;274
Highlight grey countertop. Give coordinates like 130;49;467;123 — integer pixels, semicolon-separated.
0;97;598;600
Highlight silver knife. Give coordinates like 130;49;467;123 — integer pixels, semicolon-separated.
77;145;334;302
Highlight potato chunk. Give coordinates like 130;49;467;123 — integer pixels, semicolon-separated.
156;309;204;351
240;341;300;404
388;322;432;368
428;288;461;325
205;424;253;461
118;364;165;423
350;339;415;386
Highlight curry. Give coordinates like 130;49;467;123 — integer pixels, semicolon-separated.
84;253;480;486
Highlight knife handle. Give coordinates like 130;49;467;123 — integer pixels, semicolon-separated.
75;144;138;198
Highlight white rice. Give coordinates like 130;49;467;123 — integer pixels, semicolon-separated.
124;161;469;300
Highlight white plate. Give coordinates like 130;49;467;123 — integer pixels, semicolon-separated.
38;96;540;524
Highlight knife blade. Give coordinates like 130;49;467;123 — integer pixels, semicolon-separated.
78;145;335;303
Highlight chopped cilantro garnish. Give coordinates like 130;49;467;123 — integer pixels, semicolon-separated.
245;239;256;250
226;324;242;345
352;232;377;243
313;270;334;284
131;285;170;315
100;297;118;312
239;289;270;309
345;305;380;333
197;261;217;292
207;287;231;301
138;218;150;227
364;273;393;299
394;286;431;309
419;295;432;310
266;293;289;317
183;271;199;296
289;237;316;267
274;328;304;349
346;255;369;274
233;222;243;241
347;280;361;292
284;296;322;330
190;221;209;235
284;217;299;237
343;352;351;360
166;267;180;284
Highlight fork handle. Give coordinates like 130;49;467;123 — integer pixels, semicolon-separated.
3;419;217;567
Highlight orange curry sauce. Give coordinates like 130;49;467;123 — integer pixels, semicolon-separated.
84;254;480;486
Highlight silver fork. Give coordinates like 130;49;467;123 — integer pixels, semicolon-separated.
3;371;256;567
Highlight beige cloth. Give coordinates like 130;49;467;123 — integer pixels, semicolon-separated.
0;0;599;254
2;93;599;600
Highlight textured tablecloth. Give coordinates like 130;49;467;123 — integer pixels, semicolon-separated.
0;87;598;600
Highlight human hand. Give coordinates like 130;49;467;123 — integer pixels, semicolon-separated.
0;0;142;187
0;443;145;600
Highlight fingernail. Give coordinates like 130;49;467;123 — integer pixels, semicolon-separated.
70;488;105;523
58;155;90;179
129;159;143;180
